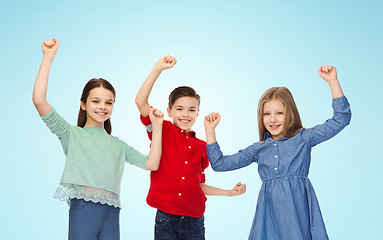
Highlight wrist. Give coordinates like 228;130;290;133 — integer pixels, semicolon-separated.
326;78;339;85
42;54;55;62
205;126;216;131
152;65;164;72
152;122;163;127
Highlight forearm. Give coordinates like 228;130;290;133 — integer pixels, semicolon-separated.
205;128;217;144
200;183;233;196
146;123;163;171
327;79;344;98
135;66;163;117
33;56;54;115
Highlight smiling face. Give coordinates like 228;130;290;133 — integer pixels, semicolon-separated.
167;96;199;132
81;87;115;128
263;98;285;140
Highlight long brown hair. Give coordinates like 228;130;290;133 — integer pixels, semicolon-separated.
77;78;116;134
257;87;302;141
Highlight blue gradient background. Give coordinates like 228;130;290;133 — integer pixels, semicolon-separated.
2;0;382;239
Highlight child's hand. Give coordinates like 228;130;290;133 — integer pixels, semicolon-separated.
318;65;337;83
41;38;59;58
204;112;221;129
154;54;177;71
149;107;164;125
228;182;246;196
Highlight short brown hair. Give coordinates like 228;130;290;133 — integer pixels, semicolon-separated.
257;87;302;141
168;86;200;109
77;78;116;134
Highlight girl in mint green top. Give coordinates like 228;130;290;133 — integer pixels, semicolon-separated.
33;38;164;240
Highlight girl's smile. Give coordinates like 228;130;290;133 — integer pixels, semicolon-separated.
81;87;115;128
263;98;285;140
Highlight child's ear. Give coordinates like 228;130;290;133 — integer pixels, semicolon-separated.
81;101;86;111
167;107;172;118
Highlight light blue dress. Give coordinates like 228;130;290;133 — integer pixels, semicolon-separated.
207;96;351;240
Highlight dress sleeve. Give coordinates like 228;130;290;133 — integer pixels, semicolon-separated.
206;141;257;172
123;142;148;170
305;96;351;147
40;107;71;140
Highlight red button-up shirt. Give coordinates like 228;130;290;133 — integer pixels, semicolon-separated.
141;115;209;218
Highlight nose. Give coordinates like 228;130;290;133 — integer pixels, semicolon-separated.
99;102;106;109
182;109;188;116
271;114;276;122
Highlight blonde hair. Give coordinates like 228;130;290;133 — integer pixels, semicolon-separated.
257;87;303;141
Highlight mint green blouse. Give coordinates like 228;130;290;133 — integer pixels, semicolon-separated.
41;107;147;208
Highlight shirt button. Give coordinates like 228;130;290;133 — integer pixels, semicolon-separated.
186;136;188;139
185;161;188;164
274;143;277;146
188;146;191;149
275;168;278;170
275;155;278;158
178;193;182;196
182;177;185;180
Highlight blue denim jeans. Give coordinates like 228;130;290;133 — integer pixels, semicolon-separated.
68;198;120;240
154;210;205;240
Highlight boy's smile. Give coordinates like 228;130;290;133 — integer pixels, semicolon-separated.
167;96;199;132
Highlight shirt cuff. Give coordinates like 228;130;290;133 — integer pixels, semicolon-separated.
140;114;152;126
332;96;350;113
206;141;219;148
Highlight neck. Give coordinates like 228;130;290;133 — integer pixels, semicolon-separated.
84;120;104;128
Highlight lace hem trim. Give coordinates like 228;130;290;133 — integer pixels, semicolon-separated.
53;184;121;208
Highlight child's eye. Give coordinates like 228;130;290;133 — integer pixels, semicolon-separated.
92;100;99;103
106;102;113;105
190;109;195;112
176;108;182;111
264;113;270;116
278;112;284;115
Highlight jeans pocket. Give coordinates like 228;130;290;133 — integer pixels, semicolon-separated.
155;210;169;227
191;215;205;231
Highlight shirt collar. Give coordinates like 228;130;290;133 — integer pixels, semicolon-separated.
263;132;288;142
177;127;196;138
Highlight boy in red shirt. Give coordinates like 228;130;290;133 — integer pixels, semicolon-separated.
136;55;246;240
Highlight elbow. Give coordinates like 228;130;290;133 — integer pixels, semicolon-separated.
146;159;159;171
135;96;145;108
32;97;45;109
147;165;159;171
210;161;223;172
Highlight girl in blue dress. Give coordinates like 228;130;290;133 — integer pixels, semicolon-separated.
204;65;351;240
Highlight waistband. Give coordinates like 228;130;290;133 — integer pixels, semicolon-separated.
157;209;204;220
262;173;308;182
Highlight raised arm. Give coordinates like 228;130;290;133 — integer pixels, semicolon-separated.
135;55;177;117
306;65;351;147
200;182;246;196
32;38;59;116
146;108;164;171
204;112;221;144
317;65;344;98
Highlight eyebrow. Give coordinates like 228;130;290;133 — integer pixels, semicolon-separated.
90;97;114;102
175;105;197;109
